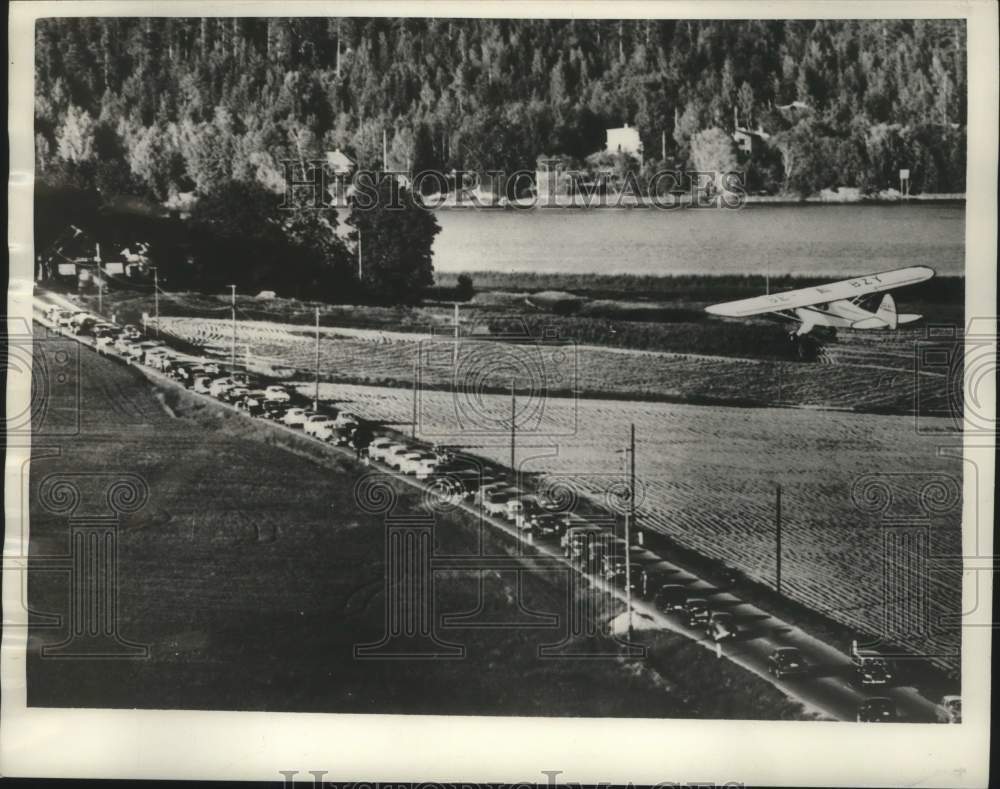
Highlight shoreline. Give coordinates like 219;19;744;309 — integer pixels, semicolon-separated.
322;192;968;211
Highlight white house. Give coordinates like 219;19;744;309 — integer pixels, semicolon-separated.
605;124;642;157
325;148;356;176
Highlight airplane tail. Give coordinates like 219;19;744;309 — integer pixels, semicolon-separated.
875;293;898;330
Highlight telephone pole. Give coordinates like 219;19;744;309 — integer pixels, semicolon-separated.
411;352;419;438
775;483;783;596
313;306;320;410
510;381;516;473
453;303;460;367
357;230;362;281
623;423;636;637
96;244;103;316
228;285;237;370
150;266;159;337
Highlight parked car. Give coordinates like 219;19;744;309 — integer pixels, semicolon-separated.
383;445;414;469
935;695;961;724
482;488;516;518
263;385;291;403
334;411;359;429
683;597;710;628
223;386;250;404
393;450;424;473
767;647;808;679
95;335;114;354
527;512;565;539
75;317;98;336
121;324;141;340
193;375;213;394
282;408;309;428
560;524;609;560
170;365;196;386
260;401;288;421
600;554;628;584
505;496;525;523
367;437;396;462
476;481;512;504
303;414;336;437
707;611;737;641
654;584;688;614
413;455;440;480
427;469;480;500
856;697;897;722
238;390;267;415
209;377;237;398
850;640;894;686
641;564;679;598
398;451;435;475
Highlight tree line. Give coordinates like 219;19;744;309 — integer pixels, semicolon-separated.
36;17;966;198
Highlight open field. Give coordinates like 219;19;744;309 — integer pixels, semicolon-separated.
26;337;808;719
148;313;959;418
72;272;963;417
293;380;963;674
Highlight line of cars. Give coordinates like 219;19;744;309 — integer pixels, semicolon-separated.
46;302;962;725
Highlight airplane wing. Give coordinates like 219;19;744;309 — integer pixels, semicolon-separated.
705;266;935;318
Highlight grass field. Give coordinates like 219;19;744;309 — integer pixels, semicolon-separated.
294;380;964;674
72;275;963;417
148;313;959;418
26;339;808;719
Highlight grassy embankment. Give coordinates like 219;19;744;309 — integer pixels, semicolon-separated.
27;339;809;719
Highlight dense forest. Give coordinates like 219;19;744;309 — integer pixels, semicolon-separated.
36;18;967;200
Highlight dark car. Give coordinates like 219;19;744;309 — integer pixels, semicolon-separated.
653;584;688;614
857;697;897;722
767;647;808;679
260;401;288;421
683;597;710;627
706;611;737;641
642;565;678;598
529;512;565;539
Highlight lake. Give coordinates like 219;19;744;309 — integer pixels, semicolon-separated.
432;203;966;277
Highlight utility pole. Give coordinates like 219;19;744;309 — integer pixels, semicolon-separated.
510;381;516;473
623;423;636;637
775;483;783;596
661;130;666;163
382;129;388;171
411;352;419;438
453;303;460;367
357;230;362;281
150;266;159;337
228;285;237;370
313;307;320;410
335;18;341;78
96;242;103;316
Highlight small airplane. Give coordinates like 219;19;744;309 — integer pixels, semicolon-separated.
704;266;935;336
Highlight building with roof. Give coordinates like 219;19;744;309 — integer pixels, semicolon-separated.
605;124;642;157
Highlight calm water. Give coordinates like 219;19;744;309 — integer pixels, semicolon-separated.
432;203;965;277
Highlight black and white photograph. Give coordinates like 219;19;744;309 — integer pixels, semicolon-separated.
3;1;995;785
